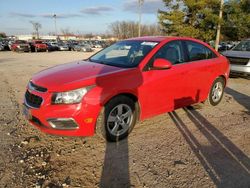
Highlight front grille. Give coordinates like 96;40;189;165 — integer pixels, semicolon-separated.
29;82;47;92
227;57;249;65
25;90;43;108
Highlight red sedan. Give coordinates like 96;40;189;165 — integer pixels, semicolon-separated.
23;36;230;141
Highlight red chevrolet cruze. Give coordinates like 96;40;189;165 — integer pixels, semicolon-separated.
23;36;229;141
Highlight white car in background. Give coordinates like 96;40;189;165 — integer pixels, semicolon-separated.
222;39;250;77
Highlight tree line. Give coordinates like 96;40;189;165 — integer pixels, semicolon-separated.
110;0;249;41
109;21;162;39
158;0;249;42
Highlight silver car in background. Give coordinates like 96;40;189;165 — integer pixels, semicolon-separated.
74;44;93;52
222;39;250;77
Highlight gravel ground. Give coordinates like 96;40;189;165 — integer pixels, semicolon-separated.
0;51;249;188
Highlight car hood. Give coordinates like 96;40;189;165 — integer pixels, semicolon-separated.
222;50;250;58
35;43;47;47
31;61;127;92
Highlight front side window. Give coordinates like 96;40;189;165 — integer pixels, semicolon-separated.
153;40;184;65
185;41;217;61
89;40;159;68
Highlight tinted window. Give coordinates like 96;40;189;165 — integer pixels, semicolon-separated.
153;40;184;65
185;41;217;61
233;40;250;51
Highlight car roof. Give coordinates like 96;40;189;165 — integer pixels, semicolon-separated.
126;36;170;42
125;36;205;43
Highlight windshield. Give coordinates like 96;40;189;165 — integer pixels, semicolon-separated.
233;40;250;51
16;40;26;44
89;40;159;68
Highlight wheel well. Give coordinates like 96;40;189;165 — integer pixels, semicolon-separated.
106;93;140;120
218;75;227;87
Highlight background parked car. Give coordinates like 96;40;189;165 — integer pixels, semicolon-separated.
45;42;59;52
66;41;78;51
48;41;59;50
11;40;30;52
0;43;4;51
58;42;69;51
29;40;48;52
222;38;250;77
0;39;11;50
74;43;93;52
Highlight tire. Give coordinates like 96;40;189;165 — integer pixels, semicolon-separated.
206;77;225;106
96;96;138;142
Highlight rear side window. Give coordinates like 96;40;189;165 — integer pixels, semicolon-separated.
185;41;217;61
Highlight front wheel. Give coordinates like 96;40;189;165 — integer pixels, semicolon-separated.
207;77;225;106
96;96;137;142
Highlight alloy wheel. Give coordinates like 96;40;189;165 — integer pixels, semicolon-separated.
211;82;223;103
107;104;133;136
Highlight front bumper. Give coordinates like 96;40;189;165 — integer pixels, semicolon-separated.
36;47;47;51
23;89;101;137
59;47;69;51
17;46;30;52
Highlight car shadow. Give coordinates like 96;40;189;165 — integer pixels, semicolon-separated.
169;106;250;187
100;139;130;188
96;62;143;187
225;87;250;112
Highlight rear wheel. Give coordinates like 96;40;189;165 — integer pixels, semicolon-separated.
96;96;137;142
207;77;225;106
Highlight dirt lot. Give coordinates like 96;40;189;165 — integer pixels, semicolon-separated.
0;51;249;188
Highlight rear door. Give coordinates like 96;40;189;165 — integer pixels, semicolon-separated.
182;40;219;103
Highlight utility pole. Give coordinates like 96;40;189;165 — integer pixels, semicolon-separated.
53;14;57;37
215;0;224;51
138;0;144;37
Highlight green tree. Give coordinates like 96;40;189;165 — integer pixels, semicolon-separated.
222;0;250;40
158;0;221;42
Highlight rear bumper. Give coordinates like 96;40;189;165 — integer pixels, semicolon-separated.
230;64;250;75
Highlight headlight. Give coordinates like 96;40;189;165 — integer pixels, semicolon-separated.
52;86;94;104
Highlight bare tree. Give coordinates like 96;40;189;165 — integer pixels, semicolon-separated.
109;21;161;39
84;33;94;39
30;21;42;39
61;27;74;40
61;27;73;35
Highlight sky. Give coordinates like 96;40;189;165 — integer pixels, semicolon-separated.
0;0;167;35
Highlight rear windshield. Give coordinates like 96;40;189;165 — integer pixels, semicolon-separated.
233;40;250;51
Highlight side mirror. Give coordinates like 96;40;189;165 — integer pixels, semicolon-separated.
153;58;172;70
